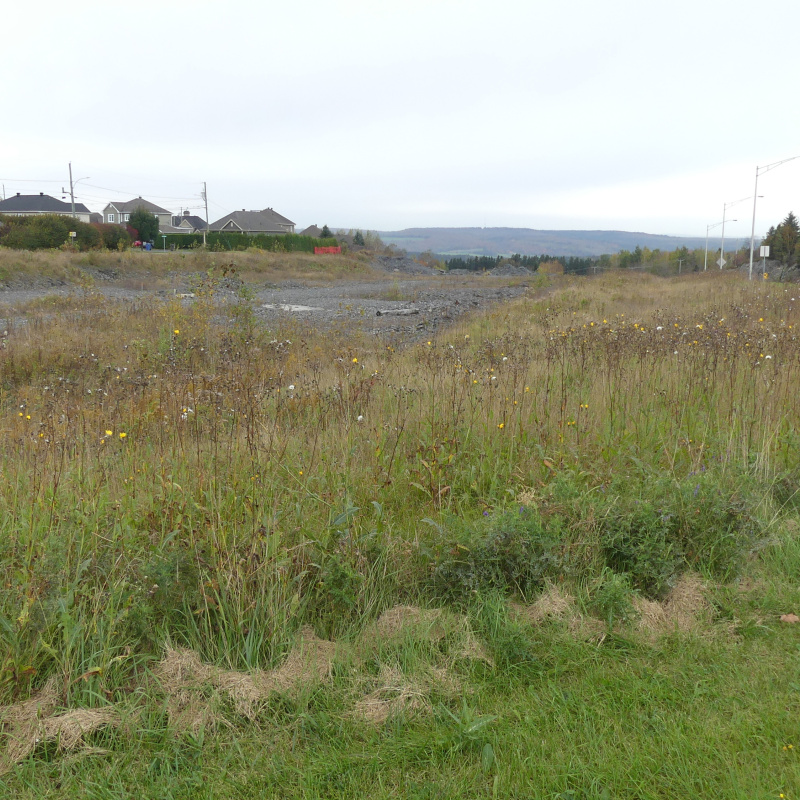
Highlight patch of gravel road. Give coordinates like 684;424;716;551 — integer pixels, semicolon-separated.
253;278;529;339
0;263;532;343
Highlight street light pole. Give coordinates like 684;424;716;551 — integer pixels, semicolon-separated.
62;165;89;219
705;219;732;271
748;155;800;281
68;162;75;217
718;196;751;270
202;182;209;248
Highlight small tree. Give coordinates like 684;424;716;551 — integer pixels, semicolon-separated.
320;224;332;238
128;207;159;242
353;230;365;247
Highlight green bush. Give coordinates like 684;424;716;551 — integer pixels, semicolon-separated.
0;214;102;251
432;509;565;601
596;475;760;598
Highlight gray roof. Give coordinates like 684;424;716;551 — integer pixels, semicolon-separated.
209;207;295;233
300;224;323;237
106;197;172;215
0;193;90;214
172;213;208;231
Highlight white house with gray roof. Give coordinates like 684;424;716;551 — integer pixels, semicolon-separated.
0;193;92;223
209;207;295;235
102;198;173;231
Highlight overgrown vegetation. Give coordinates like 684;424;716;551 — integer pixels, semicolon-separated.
0;267;798;797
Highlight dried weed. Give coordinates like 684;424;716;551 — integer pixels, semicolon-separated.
154;625;339;729
0;680;118;772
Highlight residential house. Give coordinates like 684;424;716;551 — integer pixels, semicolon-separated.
0;193;92;223
209;208;295;235
171;211;208;233
299;224;323;237
102;198;173;231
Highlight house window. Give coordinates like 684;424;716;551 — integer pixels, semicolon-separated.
124;214;130;222
108;214;115;223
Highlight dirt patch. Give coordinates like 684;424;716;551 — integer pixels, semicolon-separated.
0;679;118;772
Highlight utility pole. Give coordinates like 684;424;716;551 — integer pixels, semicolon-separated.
202;182;209;247
68;162;75;217
677;258;684;275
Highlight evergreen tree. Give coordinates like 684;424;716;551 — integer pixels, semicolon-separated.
762;212;799;266
353;230;365;246
320;224;332;238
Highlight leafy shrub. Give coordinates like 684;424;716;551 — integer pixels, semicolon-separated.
93;222;132;250
596;475;760;598
433;510;564;601
599;502;682;599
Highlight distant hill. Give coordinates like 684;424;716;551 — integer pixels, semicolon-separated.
377;227;743;257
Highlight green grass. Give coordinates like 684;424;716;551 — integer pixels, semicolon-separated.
0;268;799;796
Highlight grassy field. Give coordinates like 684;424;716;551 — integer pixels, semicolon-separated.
0;264;798;798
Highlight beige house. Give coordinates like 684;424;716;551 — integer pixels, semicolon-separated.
209;207;295;235
102;198;173;231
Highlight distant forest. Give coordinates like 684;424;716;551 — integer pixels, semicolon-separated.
446;253;597;274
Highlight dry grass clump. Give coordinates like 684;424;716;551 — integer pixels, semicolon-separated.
352;663;462;725
512;575;712;643
154;626;340;731
633;573;711;639
0;679;118;772
513;583;577;625
352;666;432;725
509;584;606;642
361;605;493;665
369;605;449;643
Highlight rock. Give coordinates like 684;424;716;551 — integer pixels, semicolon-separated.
376;308;419;317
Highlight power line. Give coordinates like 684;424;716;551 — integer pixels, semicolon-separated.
0;177;63;183
81;182;205;202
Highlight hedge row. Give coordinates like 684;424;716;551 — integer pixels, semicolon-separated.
0;214;105;251
158;232;340;253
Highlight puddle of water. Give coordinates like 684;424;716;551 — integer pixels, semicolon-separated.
262;303;324;312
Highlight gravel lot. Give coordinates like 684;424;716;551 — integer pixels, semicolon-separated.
0;255;534;343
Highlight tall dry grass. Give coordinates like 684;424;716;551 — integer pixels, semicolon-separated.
0;268;796;702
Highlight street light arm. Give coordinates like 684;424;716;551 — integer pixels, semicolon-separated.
749;154;799;280
725;195;753;211
758;155;800;177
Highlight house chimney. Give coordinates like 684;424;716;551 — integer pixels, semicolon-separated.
40;192;44;195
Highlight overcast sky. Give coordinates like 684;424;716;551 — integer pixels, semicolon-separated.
2;0;798;240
